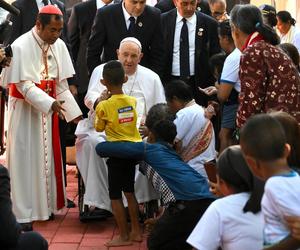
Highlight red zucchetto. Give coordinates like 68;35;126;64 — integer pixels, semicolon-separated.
39;5;63;15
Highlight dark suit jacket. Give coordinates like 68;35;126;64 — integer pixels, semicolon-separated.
5;0;68;45
161;9;221;105
5;0;77;86
68;0;96;93
155;0;211;16
0;165;21;248
87;3;165;77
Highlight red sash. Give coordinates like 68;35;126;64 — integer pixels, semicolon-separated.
9;81;65;210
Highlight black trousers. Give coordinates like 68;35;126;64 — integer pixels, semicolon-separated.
7;231;48;250
147;198;214;250
106;157;136;200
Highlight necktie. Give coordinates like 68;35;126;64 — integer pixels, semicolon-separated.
180;18;190;78
128;16;136;36
42;0;49;5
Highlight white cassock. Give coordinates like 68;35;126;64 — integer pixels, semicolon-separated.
1;28;82;223
75;64;166;211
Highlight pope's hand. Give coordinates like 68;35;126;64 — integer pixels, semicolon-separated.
93;89;111;110
52;100;65;119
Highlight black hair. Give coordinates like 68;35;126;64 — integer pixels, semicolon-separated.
145;103;175;130
102;60;125;86
37;13;63;28
259;4;277;28
270;111;300;169
277;11;296;26
217;145;264;213
218;20;233;42
230;4;280;46
164;80;193;102
278;43;300;71
240;114;287;161
208;0;225;5
151;120;177;144
209;53;227;81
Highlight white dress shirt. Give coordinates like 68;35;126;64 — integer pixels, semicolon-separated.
172;11;196;76
96;0;113;9
122;1;136;29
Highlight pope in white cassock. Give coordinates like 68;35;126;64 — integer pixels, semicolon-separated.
75;37;166;214
0;5;82;225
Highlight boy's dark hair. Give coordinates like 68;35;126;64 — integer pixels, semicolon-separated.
37;14;63;28
270;111;300;168
240;114;287;161
209;53;227;80
102;60;125;86
145;103;175;130
217;145;264;214
278;43;300;70
151;120;177;144
164;80;193;102
218;20;233;42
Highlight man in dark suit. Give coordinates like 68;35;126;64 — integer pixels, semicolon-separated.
155;0;211;15
68;0;117;116
87;0;164;78
0;165;48;249
161;0;220;106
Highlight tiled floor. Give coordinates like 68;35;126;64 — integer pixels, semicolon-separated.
32;166;149;250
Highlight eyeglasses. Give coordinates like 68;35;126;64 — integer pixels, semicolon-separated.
212;11;227;18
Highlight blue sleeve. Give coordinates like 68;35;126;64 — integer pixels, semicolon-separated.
95;142;145;161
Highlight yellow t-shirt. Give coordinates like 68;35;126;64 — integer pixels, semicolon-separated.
94;94;142;142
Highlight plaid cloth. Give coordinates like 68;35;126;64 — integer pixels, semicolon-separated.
139;161;176;205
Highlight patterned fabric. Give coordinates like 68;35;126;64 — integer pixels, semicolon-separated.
237;40;300;128
180;121;214;162
139;161;176;205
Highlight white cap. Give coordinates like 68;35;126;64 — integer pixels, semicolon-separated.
119;37;142;50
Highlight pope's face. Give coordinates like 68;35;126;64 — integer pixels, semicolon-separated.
117;42;143;75
124;0;146;17
36;16;63;44
174;0;197;18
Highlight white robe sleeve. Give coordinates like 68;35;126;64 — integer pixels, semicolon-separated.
56;79;82;122
16;81;54;114
84;65;106;111
152;74;166;104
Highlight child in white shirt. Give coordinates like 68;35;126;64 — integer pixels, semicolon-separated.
240;114;300;247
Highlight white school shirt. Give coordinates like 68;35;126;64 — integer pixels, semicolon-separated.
187;192;264;250
220;48;241;92
262;171;300;245
174;103;216;178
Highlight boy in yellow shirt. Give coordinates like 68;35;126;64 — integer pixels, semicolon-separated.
94;60;142;247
